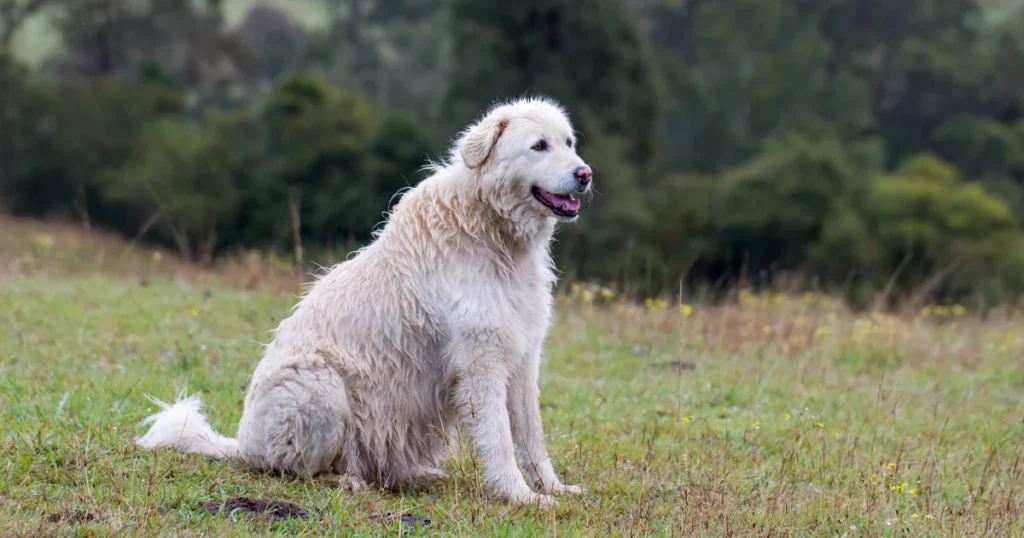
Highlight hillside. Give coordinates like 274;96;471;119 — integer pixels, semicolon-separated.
9;0;328;65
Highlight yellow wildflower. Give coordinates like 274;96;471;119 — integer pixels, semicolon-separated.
191;309;198;317
33;234;55;248
887;462;895;470
681;416;691;424
909;488;918;496
645;298;668;311
952;304;965;316
783;413;791;420
911;513;919;520
680;304;693;317
925;514;933;520
815;422;824;429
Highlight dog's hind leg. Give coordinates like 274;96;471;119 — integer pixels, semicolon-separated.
237;354;353;480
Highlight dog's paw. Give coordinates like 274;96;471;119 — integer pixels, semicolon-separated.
536;478;587;496
319;473;368;492
551;482;587;496
511;492;558;508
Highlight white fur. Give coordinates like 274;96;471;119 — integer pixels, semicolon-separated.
136;390;239;459
136;97;591;507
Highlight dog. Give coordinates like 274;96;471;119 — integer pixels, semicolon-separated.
136;96;593;507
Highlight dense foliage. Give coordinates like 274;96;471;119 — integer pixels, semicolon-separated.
3;0;1024;306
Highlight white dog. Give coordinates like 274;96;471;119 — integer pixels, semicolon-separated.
137;97;593;507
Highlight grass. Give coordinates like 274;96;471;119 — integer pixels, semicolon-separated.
2;218;1023;536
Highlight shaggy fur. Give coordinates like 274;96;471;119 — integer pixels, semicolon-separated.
136;97;593;507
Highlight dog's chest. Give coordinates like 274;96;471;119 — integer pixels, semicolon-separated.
440;252;554;343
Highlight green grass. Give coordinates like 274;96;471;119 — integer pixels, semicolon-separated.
2;268;1023;535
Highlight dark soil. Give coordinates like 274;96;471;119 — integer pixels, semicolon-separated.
197;497;309;522
373;512;432;529
44;510;98;524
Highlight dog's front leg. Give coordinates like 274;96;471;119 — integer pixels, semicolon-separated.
454;358;556;507
509;355;586;496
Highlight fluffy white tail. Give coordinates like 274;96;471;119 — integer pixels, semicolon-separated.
136;390;239;460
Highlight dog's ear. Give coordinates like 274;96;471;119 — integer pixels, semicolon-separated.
460;115;509;169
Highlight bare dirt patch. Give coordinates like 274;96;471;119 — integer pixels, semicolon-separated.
197;497;309;522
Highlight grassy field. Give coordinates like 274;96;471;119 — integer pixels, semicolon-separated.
2;218;1023;536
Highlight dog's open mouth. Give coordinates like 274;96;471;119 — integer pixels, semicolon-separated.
531;186;581;218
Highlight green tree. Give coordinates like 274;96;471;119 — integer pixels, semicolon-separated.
0;51;52;215
262;74;374;270
101;118;241;264
716;133;866;283
310;110;434;252
446;0;663;172
863;154;1024;302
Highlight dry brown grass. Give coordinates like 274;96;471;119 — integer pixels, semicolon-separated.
0;215;304;293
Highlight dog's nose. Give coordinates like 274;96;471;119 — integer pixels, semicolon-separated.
574;166;593;185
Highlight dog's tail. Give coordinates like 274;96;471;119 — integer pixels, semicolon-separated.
135;390;240;460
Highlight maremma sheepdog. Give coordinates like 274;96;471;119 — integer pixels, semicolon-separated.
137;97;593;507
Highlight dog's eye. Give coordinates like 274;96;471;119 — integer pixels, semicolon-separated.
566;138;573;148
531;140;548;151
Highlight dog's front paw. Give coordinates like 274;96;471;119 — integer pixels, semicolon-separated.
510;491;559;508
551;482;587;496
537;478;587;496
319;473;368;492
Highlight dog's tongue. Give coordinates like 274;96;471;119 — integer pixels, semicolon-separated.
550;193;581;212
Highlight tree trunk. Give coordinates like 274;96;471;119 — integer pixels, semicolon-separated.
170;229;191;263
72;183;91;230
198;228;217;266
288;184;303;273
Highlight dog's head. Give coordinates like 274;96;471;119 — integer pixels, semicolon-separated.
456;97;593;224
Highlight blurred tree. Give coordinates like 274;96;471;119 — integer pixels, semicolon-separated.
236;4;306;82
0;0;55;46
646;0;875;173
304;0;450;120
0;51;54;215
101;118;240;264
311;110;435;249
716;132;866;285
446;0;663;173
47;0;255;108
863;154;1023;301
261;74;374;270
